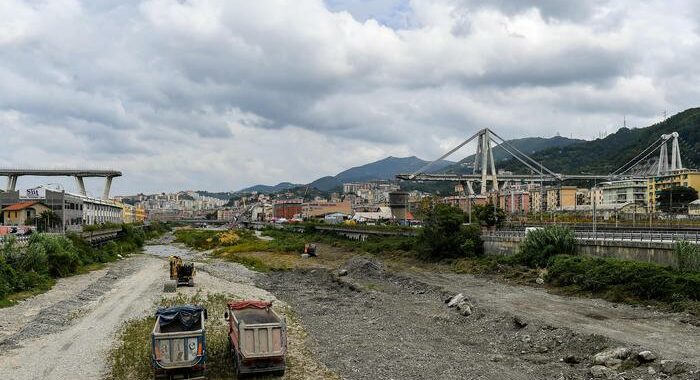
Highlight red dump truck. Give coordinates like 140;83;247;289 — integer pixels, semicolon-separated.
225;300;287;376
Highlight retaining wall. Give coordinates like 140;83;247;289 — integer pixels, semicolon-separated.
483;235;678;267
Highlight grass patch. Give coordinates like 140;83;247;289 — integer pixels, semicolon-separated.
108;292;333;380
0;279;55;308
108;292;235;380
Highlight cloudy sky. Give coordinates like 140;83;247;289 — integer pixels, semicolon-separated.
1;0;700;195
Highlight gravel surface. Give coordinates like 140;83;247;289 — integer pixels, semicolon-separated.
261;256;699;380
0;255;164;379
0;236;340;380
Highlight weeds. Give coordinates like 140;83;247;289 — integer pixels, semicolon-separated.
674;241;700;272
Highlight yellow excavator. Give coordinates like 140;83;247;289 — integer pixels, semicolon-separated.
164;256;195;292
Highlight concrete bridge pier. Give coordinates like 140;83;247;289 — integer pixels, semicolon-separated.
75;176;87;196
102;176;113;199
6;175;18;191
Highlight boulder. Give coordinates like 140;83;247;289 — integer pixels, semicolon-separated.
562;355;581;364
638;350;656;362
447;293;465;308
593;347;631;366
535;277;544;285
338;269;348;277
512;316;528;329
589;365;615;379
456;301;473;316
660;359;685;375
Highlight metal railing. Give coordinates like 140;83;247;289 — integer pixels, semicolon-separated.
486;229;700;244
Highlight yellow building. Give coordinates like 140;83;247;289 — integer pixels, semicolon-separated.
545;186;577;211
647;169;700;213
2;201;50;226
530;190;543;212
117;203;147;224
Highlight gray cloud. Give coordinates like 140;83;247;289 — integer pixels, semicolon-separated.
1;0;699;193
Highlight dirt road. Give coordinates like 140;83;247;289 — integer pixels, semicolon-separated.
0;240;335;380
0;255;164;379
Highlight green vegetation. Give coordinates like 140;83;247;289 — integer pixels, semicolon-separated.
498;107;700;176
0;223;168;306
546;255;700;304
675;241;700;272
517;225;577;268
417;203;482;260
471;204;506;228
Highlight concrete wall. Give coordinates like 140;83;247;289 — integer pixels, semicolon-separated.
483;235;678;268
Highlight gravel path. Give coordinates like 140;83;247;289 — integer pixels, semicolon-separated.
0;238;339;380
0;255;164;379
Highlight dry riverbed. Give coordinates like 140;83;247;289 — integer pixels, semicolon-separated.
1;235;698;380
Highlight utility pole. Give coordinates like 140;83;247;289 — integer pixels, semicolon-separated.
593;177;597;239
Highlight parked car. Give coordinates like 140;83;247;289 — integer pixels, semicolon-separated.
225;300;287;377
151;305;208;380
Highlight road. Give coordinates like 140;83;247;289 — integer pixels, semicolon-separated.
0;255;164;379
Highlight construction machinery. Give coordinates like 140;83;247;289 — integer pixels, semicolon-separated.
164;256;195;292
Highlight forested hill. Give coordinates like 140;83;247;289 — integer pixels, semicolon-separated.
499;108;700;174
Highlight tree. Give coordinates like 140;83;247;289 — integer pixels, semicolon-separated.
417;203;482;260
656;186;698;213
26;210;63;232
472;204;507;227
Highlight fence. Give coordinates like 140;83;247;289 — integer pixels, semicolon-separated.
486;229;700;244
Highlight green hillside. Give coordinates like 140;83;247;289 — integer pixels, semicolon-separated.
499;108;700;175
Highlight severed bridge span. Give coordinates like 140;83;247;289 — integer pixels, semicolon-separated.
396;128;686;194
0;169;122;199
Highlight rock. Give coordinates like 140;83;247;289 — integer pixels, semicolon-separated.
593;347;631;366
338;269;348;277
647;366;656;375
301;254;310;259
490;355;504;362
604;358;622;368
563;355;581;364
660;360;685;375
535;277;544;284
638;350;656;362
521;335;532;343
534;346;549;353
512;316;528;329
447;293;465;308
457;300;473;316
590;365;615;379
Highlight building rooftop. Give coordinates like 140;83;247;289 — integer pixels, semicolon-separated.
2;201;43;211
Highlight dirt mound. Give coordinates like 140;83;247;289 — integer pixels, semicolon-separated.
343;256;384;277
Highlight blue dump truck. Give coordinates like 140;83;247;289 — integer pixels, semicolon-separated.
151;305;208;380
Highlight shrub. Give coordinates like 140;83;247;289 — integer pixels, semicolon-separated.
674;241;700;272
418;204;482;260
518;225;576;268
547;255;700;302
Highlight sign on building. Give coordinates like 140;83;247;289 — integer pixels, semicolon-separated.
24;187;46;199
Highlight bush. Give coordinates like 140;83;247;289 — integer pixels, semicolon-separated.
27;235;81;278
518;225;576;268
674;241;700;272
418;204;482;260
547;255;700;302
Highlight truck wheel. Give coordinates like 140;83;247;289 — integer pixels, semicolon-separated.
163;279;177;292
273;369;286;377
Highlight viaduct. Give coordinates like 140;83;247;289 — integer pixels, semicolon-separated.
0;169;122;199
